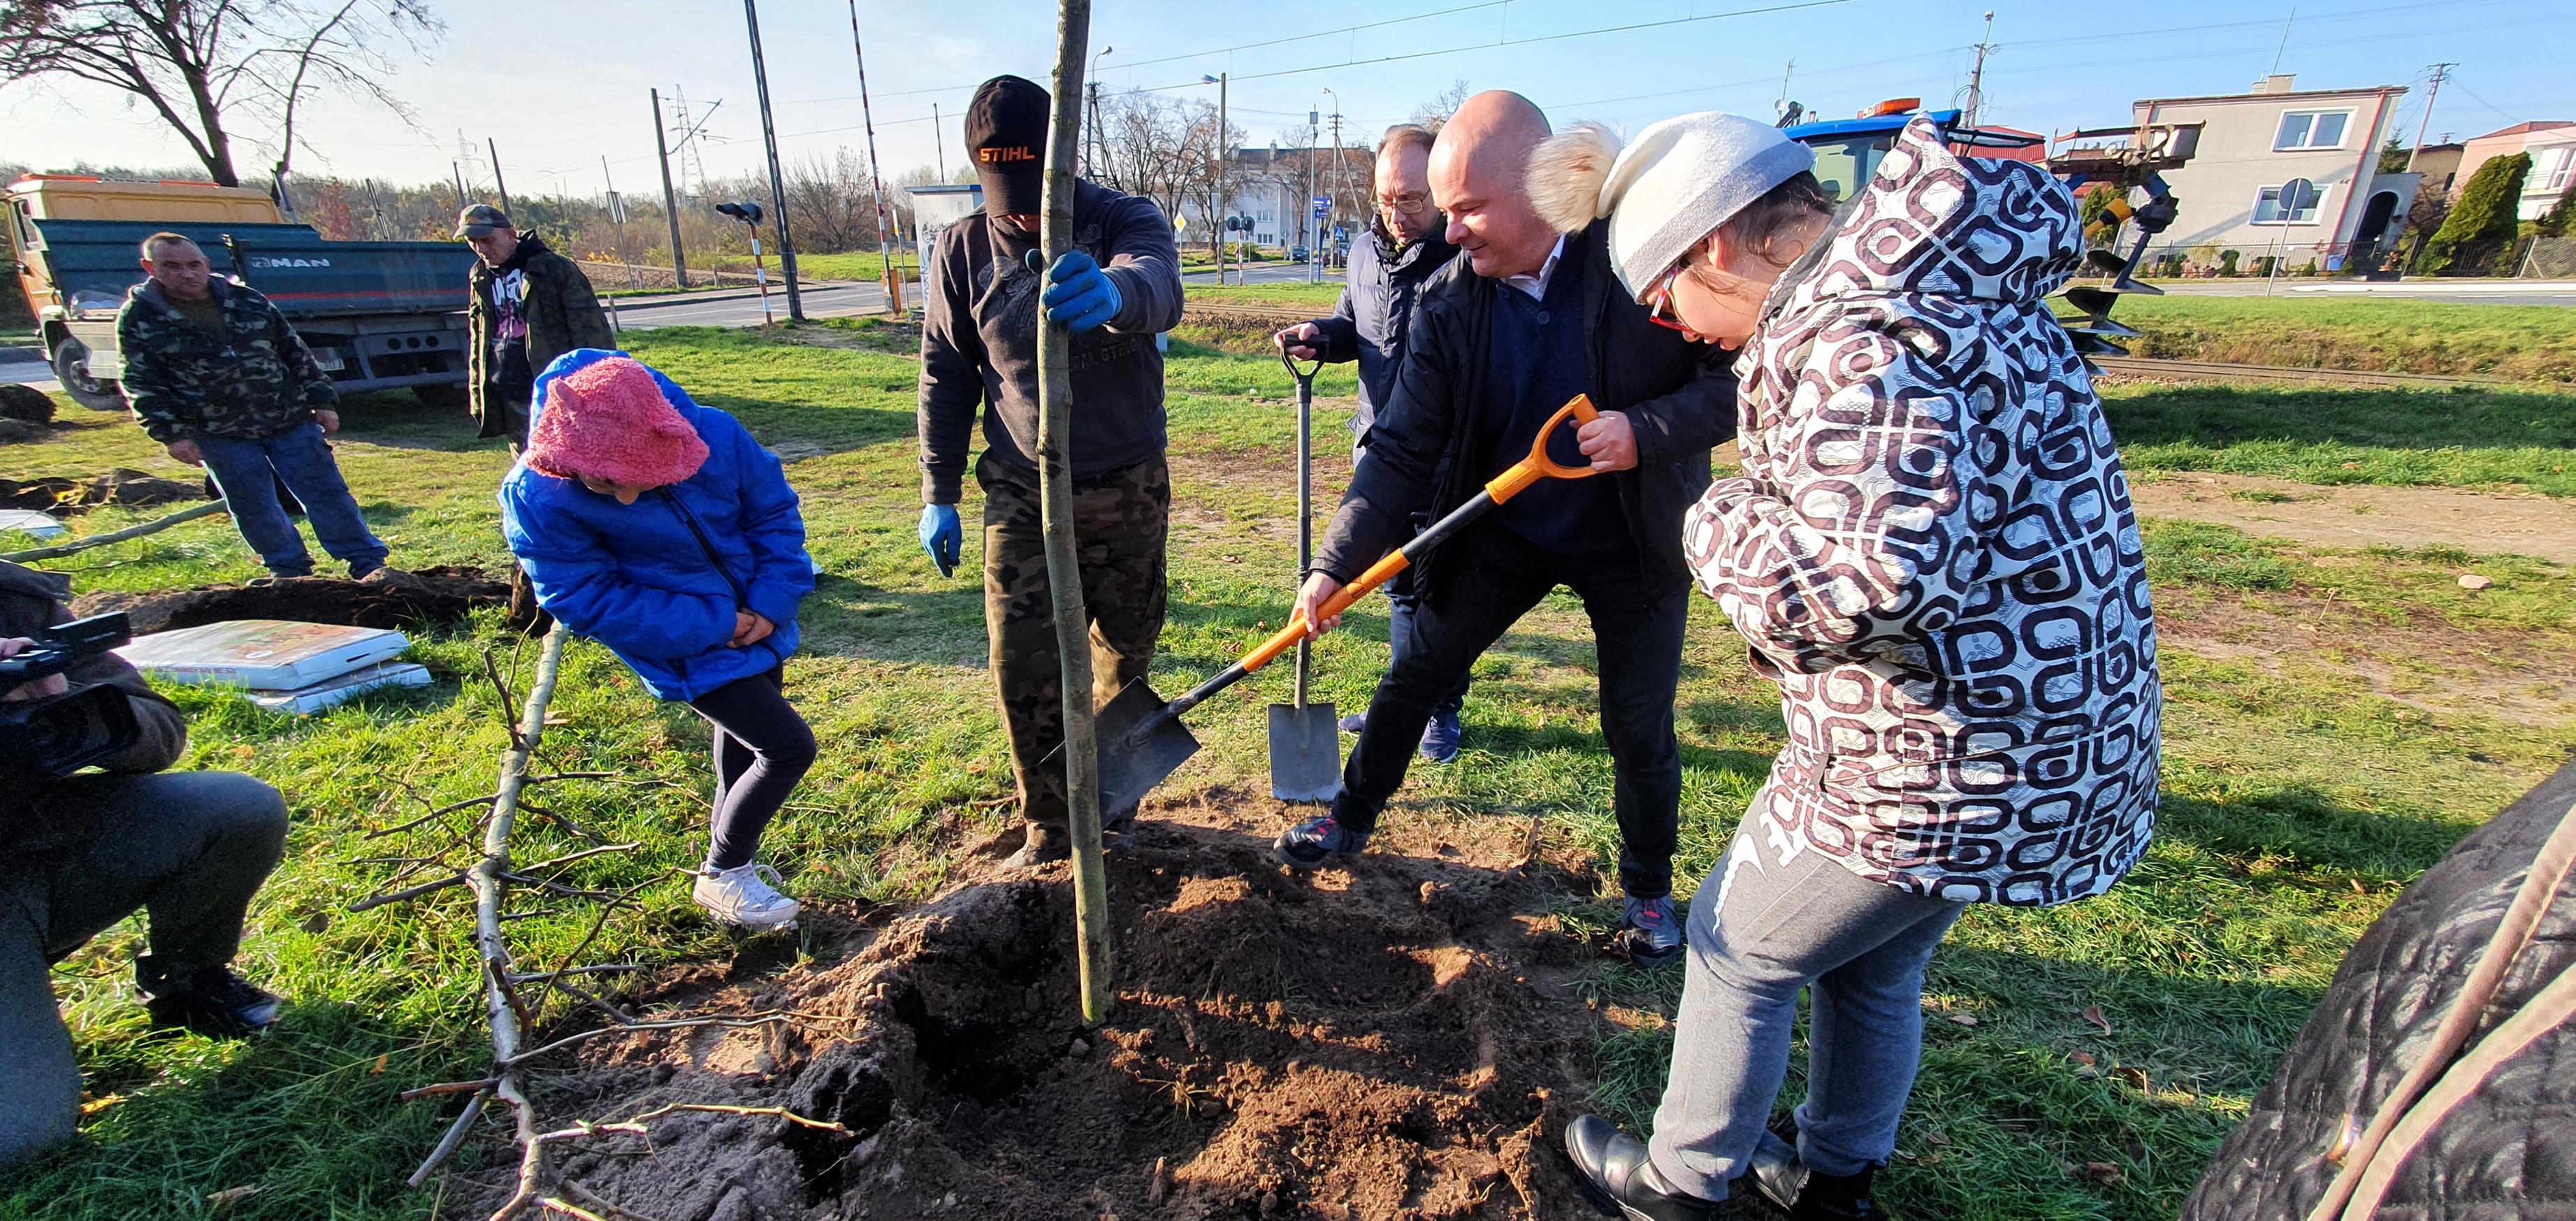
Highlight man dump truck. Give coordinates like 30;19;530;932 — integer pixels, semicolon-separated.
1781;99;2202;359
6;175;476;411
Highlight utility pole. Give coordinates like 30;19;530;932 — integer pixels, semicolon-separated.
1306;108;1321;284
602;155;640;289
1326;101;1349;271
651;89;690;288
2409;63;2458;168
847;0;904;313
933;103;947;180
1964;13;1995;129
451;161;466;212
488;138;513;219
1202;73;1229;287
741;0;804;321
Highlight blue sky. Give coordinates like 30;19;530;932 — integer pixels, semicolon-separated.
6;0;2569;198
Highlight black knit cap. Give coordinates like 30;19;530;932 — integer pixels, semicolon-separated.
965;74;1049;219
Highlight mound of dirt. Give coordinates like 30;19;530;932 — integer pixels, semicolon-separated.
72;565;509;635
483;814;1609;1221
2;468;207;514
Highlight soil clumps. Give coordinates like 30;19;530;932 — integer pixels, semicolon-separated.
73;565;509;635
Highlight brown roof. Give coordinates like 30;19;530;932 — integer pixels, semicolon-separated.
2466;120;2575;141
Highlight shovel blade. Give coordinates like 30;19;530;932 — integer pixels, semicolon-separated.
1267;701;1343;802
1090;678;1201;813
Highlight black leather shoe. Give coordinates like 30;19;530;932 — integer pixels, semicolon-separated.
1751;1131;1891;1221
1565;1114;1729;1220
1005;823;1070;867
139;962;282;1038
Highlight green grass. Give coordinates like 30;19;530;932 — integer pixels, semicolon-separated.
704;250;918;282
2097;296;2576;383
3;326;2571;1220
1187;282;1345;310
2101;382;2576;496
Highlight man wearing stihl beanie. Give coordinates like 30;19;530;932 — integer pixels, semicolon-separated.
915;73;1185;867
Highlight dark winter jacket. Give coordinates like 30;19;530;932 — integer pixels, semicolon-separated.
115;278;335;444
0;561;191;828
2183;757;2576;1220
498;350;813;701
467;232;614;437
1298;219;1459;440
917;180;1185;505
1684;115;2160;906
1311;219;1735;592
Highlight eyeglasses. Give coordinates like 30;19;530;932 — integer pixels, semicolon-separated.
1643;261;1691;333
1376;191;1429;214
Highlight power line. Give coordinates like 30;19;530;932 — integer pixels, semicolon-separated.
1133;0;1852;94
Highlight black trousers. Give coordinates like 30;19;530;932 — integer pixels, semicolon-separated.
688;667;816;871
1333;522;1688;898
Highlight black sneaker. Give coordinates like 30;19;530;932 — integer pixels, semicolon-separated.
1005;823;1070;867
1337;711;1368;735
1751;1130;1891;1221
1563;1114;1738;1220
140;963;282;1038
1275;812;1370;869
1621;896;1686;966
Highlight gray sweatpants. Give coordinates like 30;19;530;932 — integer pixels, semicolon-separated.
1649;818;1967;1197
0;772;289;1169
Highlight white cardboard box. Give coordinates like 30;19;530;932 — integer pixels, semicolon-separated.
117;620;410;690
245;661;433;714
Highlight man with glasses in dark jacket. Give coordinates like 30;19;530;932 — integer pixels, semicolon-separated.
1273;124;1470;763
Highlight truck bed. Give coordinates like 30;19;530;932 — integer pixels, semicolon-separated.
29;219;472;319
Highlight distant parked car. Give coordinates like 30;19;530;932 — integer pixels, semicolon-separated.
1289;245;1310;263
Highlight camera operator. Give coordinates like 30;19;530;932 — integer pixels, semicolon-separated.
0;561;290;1169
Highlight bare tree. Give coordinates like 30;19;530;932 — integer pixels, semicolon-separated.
0;0;442;188
1410;80;1471;133
1097;88;1196;222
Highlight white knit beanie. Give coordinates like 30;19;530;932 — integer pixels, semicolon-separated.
1528;113;1817;298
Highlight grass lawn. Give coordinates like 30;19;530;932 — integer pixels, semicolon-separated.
2095;296;2576;384
2100;381;2576;497
3;321;2572;1220
704;250;920;282
1187;282;1345;310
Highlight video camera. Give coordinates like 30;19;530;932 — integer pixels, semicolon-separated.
0;612;141;777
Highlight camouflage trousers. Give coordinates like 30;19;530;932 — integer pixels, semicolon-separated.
978;451;1170;829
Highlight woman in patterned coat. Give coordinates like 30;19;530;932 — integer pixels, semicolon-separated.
1539;114;2163;1220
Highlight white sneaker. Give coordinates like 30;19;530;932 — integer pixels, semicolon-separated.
692;862;801;931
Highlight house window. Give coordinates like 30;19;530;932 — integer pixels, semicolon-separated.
2542;147;2574;192
2252;178;2326;224
2275;110;2352;151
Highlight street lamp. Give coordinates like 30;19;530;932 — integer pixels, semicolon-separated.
1203;72;1229;286
1086;46;1113;180
714;200;776;326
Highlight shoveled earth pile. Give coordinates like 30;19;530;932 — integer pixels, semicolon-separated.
464;807;1614;1220
73;565;509;634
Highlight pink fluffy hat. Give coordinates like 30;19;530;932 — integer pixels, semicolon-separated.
523;356;711;488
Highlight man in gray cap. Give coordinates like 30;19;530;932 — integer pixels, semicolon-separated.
456;204;614;447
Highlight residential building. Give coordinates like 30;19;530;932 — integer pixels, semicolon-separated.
1180;146;1372;252
2455;121;2576;219
2132;74;2415;270
2406;140;2465;196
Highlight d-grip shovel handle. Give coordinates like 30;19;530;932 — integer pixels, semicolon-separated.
1281;350;1322;384
1236;393;1602;675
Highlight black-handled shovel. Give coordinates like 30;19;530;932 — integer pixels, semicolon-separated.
1268;353;1340;802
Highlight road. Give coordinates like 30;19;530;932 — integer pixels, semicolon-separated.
1182;261;1336;288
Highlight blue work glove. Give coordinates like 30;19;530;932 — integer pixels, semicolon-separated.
1025;248;1122;334
918;503;960;577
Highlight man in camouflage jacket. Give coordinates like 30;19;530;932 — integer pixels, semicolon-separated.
116;233;389;579
458;205;615;445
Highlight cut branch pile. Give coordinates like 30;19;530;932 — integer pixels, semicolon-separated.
357;627;838;1218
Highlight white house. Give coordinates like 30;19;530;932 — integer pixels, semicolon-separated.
2132;74;2415;271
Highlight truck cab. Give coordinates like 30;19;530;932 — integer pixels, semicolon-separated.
8;175;475;412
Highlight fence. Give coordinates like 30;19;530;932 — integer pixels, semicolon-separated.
2504;237;2576;279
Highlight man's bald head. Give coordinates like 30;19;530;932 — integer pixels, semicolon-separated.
1428;92;1558;280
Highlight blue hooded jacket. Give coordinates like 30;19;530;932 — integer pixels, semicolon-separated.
498;349;813;701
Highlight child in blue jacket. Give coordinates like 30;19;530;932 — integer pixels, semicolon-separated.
498;350;816;931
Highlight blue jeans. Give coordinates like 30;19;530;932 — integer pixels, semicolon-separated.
196;422;387;577
1648;822;1967;1196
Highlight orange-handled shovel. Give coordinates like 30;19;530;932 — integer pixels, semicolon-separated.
1062;393;1603;813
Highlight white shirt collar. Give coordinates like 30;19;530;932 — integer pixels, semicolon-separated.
1500;236;1566;301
